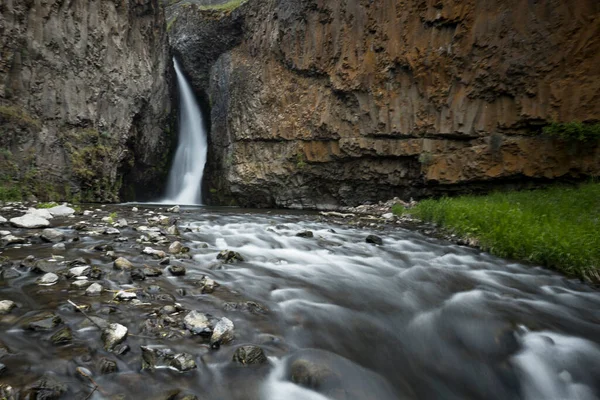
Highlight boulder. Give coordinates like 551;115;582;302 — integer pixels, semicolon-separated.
183;310;212;336
366;235;383;245
10;214;50;229
46;205;75;217
232;345;268;366
102;323;128;351
210;317;234;348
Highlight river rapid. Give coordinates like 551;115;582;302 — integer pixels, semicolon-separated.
0;205;599;400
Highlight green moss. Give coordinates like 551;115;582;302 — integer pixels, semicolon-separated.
296;152;307;169
167;16;177;31
396;182;600;282
543;122;600;141
198;0;246;12
0;105;41;128
37;202;59;209
0;184;22;202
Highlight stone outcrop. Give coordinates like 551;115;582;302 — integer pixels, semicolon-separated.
173;0;600;208
0;0;174;202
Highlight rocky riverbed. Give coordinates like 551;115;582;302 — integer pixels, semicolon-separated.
1;203;600;399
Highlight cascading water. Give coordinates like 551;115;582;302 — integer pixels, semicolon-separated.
163;58;208;205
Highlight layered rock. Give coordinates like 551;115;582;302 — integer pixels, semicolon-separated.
170;0;600;208
0;0;174;202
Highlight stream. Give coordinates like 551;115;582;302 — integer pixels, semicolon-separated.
1;205;599;400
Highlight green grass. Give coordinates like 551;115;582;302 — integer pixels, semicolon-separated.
37;202;59;209
198;0;246;12
394;182;600;282
0;184;22;202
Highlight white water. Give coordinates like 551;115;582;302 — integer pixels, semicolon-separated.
163;58;208;205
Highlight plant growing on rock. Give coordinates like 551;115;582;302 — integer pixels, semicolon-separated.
543;122;600;141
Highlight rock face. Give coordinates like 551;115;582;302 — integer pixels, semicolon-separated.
168;0;600;208
0;0;174;202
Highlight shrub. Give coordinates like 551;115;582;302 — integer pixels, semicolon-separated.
543;122;600;141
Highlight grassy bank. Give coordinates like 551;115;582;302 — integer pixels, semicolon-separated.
394;183;600;282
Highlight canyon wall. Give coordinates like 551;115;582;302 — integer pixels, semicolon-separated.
0;0;174;202
170;0;600;208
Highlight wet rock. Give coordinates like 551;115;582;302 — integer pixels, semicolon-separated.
41;228;64;243
79;315;108;330
37;272;59;286
366;234;383;245
98;358;118;374
296;230;314;238
89;266;104;280
130;268;146;281
142;266;163;277
47;205;75;217
75;366;93;381
168;265;186;276
113;343;130;355
0;300;17;315
115;218;128;228
199;276;218;293
159;257;171;265
114;257;134;271
160;305;178;315
94;243;114;252
289;358;336;389
232;345;268;366
167;205;180;213
0;384;15;400
143;247;167;259
0;230;10;235
223;301;267;314
382;212;395;220
171;353;196;372
210;317;234;348
132;207;139;212
22;374;67;399
10;214;50;228
169;241;183;254
0;363;6;376
183;310;212;336
85;283;103;296
26;208;54;219
26;312;62;331
71;279;91;288
141;346;174;370
115;290;137;301
2;235;26;246
50;327;72;345
31;259;62;274
0;269;20;280
0;216;6;223
52;243;66;251
167;224;180;235
102;323;128;351
68;265;90;278
105;227;121;235
217;250;245;263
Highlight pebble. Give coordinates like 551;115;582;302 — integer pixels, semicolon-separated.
85;283;103;296
37;272;59;286
113;257;133;271
168;265;186;276
0;300;17;315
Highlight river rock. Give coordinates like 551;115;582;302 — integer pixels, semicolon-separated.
143;247;167;259
98;358;118;374
115;218;128;228
171;353;196;372
382;213;395;220
68;265;90;278
296;230;314;238
1;234;26;246
71;279;91;288
167;205;180;213
47;205;75;217
199;276;218;293
102;323;128;351
167;224;180;235
50;327;72;345
0;300;16;315
366;234;383;245
169;241;183;254
0;230;10;236
183;310;212;336
130;268;146;281
26;312;62;331
0;216;6;223
10;214;50;229
52;242;66;250
37;272;59;286
26;207;54;219
232;345;268;366
22;374;67;399
142;266;163;277
217;250;245;263
114;257;133;271
168;265;186;276
210;317;234;348
85;283;103;296
105;227;120;235
41;228;65;243
132;207;139;212
115;290;137;301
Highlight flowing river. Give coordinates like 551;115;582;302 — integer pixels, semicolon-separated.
0;205;599;399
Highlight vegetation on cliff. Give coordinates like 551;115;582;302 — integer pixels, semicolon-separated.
395;183;600;282
543;122;600;141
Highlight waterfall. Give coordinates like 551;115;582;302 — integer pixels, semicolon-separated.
163;58;208;205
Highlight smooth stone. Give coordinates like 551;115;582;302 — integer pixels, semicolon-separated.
71;279;91;288
85;283;103;296
130;269;146;281
2;234;25;246
37;272;59;286
10;214;50;228
115;291;137;301
382;213;395;219
41;228;64;243
0;300;17;315
166;225;180;235
132;207;139;212
26;207;54;219
0;216;6;223
168;265;186;276
0;230;10;235
52;243;66;250
143;247;167;259
169;241;183;254
113;257;133;271
26;312;62;331
167;205;180;213
68;265;90;278
183;310;212;336
142;266;163;277
102;323;128;351
232;345;268;366
366;234;383;245
210;317;234;348
105;227;120;235
115;218;128;228
47;205;75;217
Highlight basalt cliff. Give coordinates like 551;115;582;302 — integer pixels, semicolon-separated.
169;0;600;208
0;0;174;202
